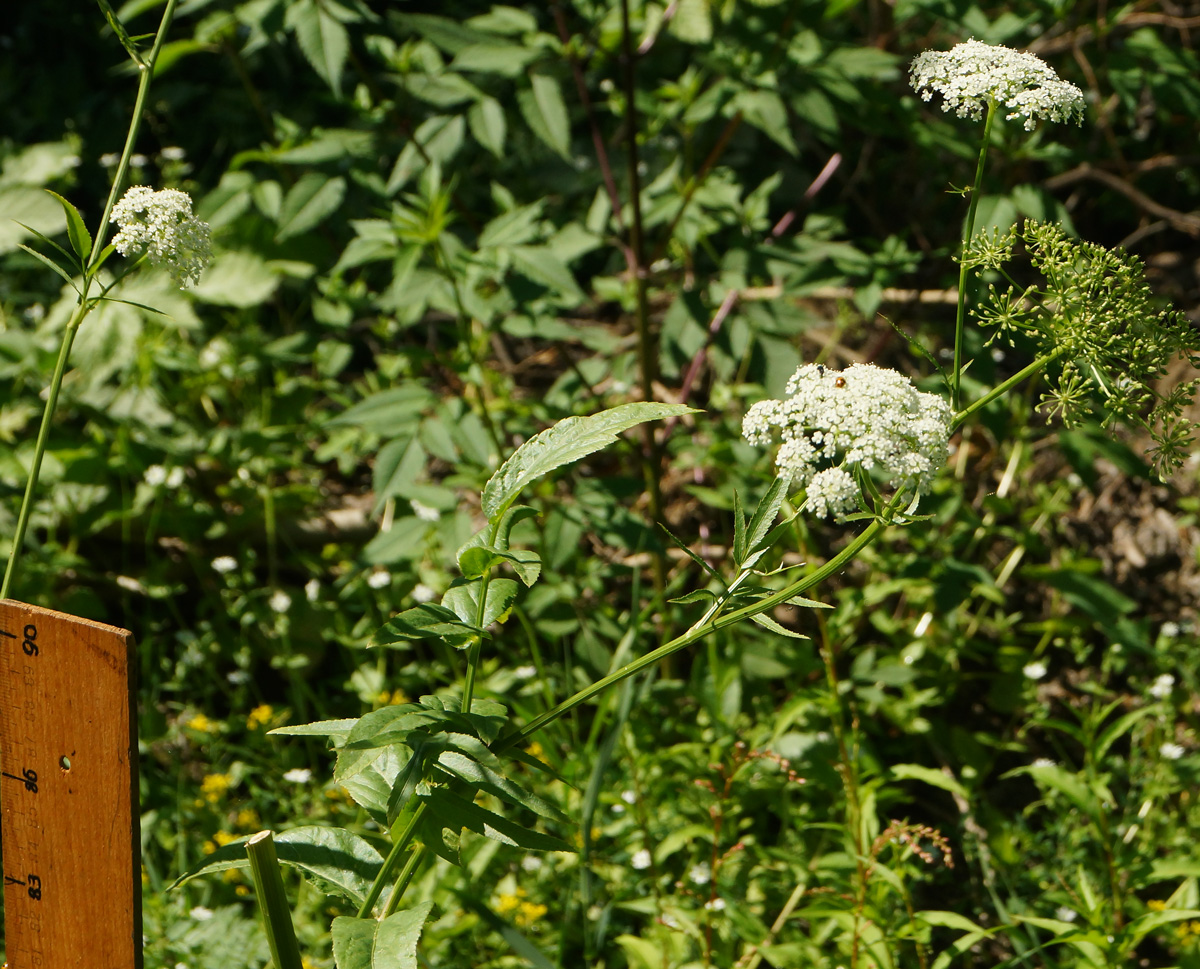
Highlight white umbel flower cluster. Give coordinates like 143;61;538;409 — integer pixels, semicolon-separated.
743;364;952;518
110;186;212;287
910;40;1086;131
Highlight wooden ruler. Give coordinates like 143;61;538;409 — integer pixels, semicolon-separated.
0;599;141;969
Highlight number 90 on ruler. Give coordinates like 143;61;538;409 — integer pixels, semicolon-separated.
0;600;141;969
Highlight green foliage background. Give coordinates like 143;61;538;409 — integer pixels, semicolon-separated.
1;0;1199;966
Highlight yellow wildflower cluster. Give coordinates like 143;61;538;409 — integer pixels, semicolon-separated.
186;713;215;733
376;689;409;706
246;704;275;730
201;772;232;804
495;888;547;928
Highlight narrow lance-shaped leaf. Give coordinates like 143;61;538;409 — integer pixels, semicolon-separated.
45;191;92;263
481;402;697;522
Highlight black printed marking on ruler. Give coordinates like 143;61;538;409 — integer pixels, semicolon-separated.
1;767;38;791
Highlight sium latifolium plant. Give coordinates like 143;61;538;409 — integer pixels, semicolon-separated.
1;0;212;600
172;38;1200;969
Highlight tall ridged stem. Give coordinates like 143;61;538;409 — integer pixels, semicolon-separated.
245;831;305;969
1;0;179;599
952;100;997;412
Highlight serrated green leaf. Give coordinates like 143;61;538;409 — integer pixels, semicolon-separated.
458;546;507;579
45;190;91;262
468;96;507;157
508;244;584;302
169;826;384;905
481;402;697;521
332;903;433;969
269;718;357;741
733;89;798;155
421;787;572;852
276;173;346;241
669;589;720;606
435;746;568;822
325;385;434;432
518;73;570;158
441;577;518;629
743;476;788;566
748;611;809;639
373;603;480;649
287;0;349;96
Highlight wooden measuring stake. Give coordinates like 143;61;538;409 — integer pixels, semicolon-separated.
0;599;141;969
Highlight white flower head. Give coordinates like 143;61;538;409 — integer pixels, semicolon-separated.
1023;661;1047;680
269;590;291;613
189;906;214;921
211;555;238;574
742;364;951;518
910;40;1086;131
631;848;652;870
1149;673;1175;700
110;186;212;287
688;862;712;885
282;768;313;783
1031;757;1056;768
144;464;168;487
1160;742;1186;761
367;570;391;589
305;578;321;602
410;499;441;522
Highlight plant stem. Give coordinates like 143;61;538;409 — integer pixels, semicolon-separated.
1;0;178;599
949;346;1067;434
497;511;892;751
245;831;305;969
952;100;997;412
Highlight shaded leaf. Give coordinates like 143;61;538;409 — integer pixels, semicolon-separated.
331;903;433;969
276;173;347;241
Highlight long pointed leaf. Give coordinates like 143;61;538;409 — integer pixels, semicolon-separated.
481;402;697;522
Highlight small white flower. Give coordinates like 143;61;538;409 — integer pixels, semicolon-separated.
412;583;436;603
226;670;250;685
144;464;168;487
631;849;652;870
742;363;951;519
1160;742;1186;761
704;897;726;912
520;855;543;872
160;146;187;161
688;862;712;885
621;790;637;805
1055;906;1078;923
367;570;391;589
410;499;440;522
1149;673;1175;700
269;590;291;613
24;303;45;322
116;575;146;594
1023;661;1047;680
305;578;321;602
211;555;238;574
110;185;212;287
189;906;214;921
611;803;625;815
166;467;186;489
1161;621;1181;639
282;768;313;783
130;153;148;167
514;664;537;680
1032;757;1056;768
910;40;1086;131
199;338;229;369
99;152;120;167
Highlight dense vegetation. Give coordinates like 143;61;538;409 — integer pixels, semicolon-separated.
2;1;1200;966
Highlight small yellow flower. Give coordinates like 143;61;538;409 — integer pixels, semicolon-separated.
222;867;242;882
214;830;237;847
201;773;233;804
525;741;546;763
517;900;548;927
236;808;261;830
141;865;149;886
202;840;217;855
235;884;251;896
186;713;215;733
246;704;274;730
496;889;524;914
1148;899;1168;911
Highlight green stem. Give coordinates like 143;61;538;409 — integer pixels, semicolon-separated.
952;100;997;412
496;511;892;752
245;831;305;969
950;346;1066;434
380;834;424;918
1;0;178;599
358;802;426;919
